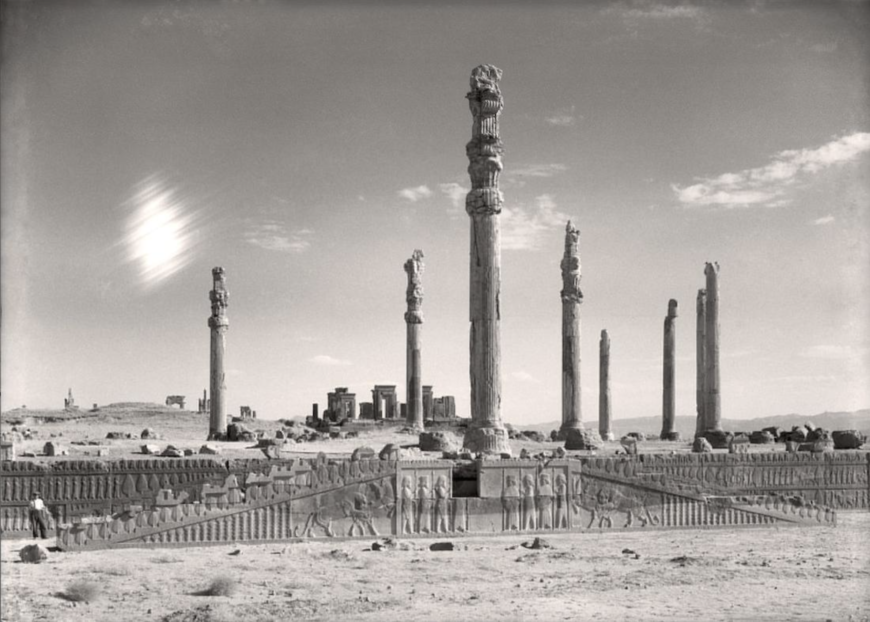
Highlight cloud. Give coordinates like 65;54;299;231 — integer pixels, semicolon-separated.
546;106;578;127
812;215;835;225
501;194;573;251
800;345;866;360
508;163;568;179
245;221;312;253
397;185;432;202
309;355;352;366
623;4;707;21
439;182;468;217
510;371;541;384
672;132;870;209
810;42;837;54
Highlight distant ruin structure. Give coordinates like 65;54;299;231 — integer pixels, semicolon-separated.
695;289;707;437
703;263;722;432
63;388;77;410
464;64;510;454
239;406;257;419
559;221;584;439
372;385;399;420
208;267;229;440
197;389;209;415
326;388;357;421
165;395;186;410
661;299;680;441
599;329;614;441
404;250;425;430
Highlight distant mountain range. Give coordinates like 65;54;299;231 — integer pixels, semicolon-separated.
517;409;870;438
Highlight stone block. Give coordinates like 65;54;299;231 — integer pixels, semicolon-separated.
199;444;222;455
806;428;831;442
832;430;865;450
351;446;376;461
19;544;48;563
379;444;401;461
43;442;68;457
625;432;646;442
161;446;184;458
620;437;638;456
419;431;459;452
141;444;160;455
564;428;603;451
749;431;776;444
692;437;713;453
702;430;732;449
140;428;159;440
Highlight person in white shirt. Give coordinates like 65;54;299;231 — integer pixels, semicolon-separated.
28;492;48;539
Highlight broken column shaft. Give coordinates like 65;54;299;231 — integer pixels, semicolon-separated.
559;221;584;438
463;64;510;455
404;250;425;430
695;289;707;437
661;299;680;441
704;262;722;431
208;267;229;440
599;329;614;441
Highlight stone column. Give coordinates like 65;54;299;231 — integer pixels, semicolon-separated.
598;329;614;441
463;65;510;455
208;267;229;440
559;221;584;438
704;262;722;431
405;250;425;430
661;299;680;440
695;289;707;437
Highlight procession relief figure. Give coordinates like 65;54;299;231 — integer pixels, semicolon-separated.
522;474;537;530
434;475;450;533
208;267;230;440
555;474;568;529
538;473;554;529
502;475;520;531
404;250;425;430
416;476;432;534
401;476;414;534
463;64;511;455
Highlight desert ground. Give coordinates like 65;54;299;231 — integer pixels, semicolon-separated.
2;514;869;622
2;405;869;622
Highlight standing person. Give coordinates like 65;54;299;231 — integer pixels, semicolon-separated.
29;492;48;539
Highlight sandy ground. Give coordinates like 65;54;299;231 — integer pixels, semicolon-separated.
1;513;869;622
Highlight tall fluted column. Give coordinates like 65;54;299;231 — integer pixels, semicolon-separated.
559;221;584;438
661;299;680;440
598;329;614;441
404;250;425;430
695;289;707;437
704;262;722;432
463;64;510;455
208;267;229;440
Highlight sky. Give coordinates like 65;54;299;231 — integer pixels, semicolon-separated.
2;0;868;427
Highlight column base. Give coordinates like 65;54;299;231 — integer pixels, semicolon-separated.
556;422;583;442
660;431;682;441
564;427;603;450
463;425;511;455
599;431;616;442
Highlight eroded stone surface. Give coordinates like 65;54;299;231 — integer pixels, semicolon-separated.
19;543;48;563
463;65;510;455
564;428;602;451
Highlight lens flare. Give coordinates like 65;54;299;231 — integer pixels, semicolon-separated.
122;175;198;289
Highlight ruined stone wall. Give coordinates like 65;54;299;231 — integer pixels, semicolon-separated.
0;458;287;536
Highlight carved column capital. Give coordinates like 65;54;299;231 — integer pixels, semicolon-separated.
560;221;583;304
404;249;424;325
466;65;504;218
